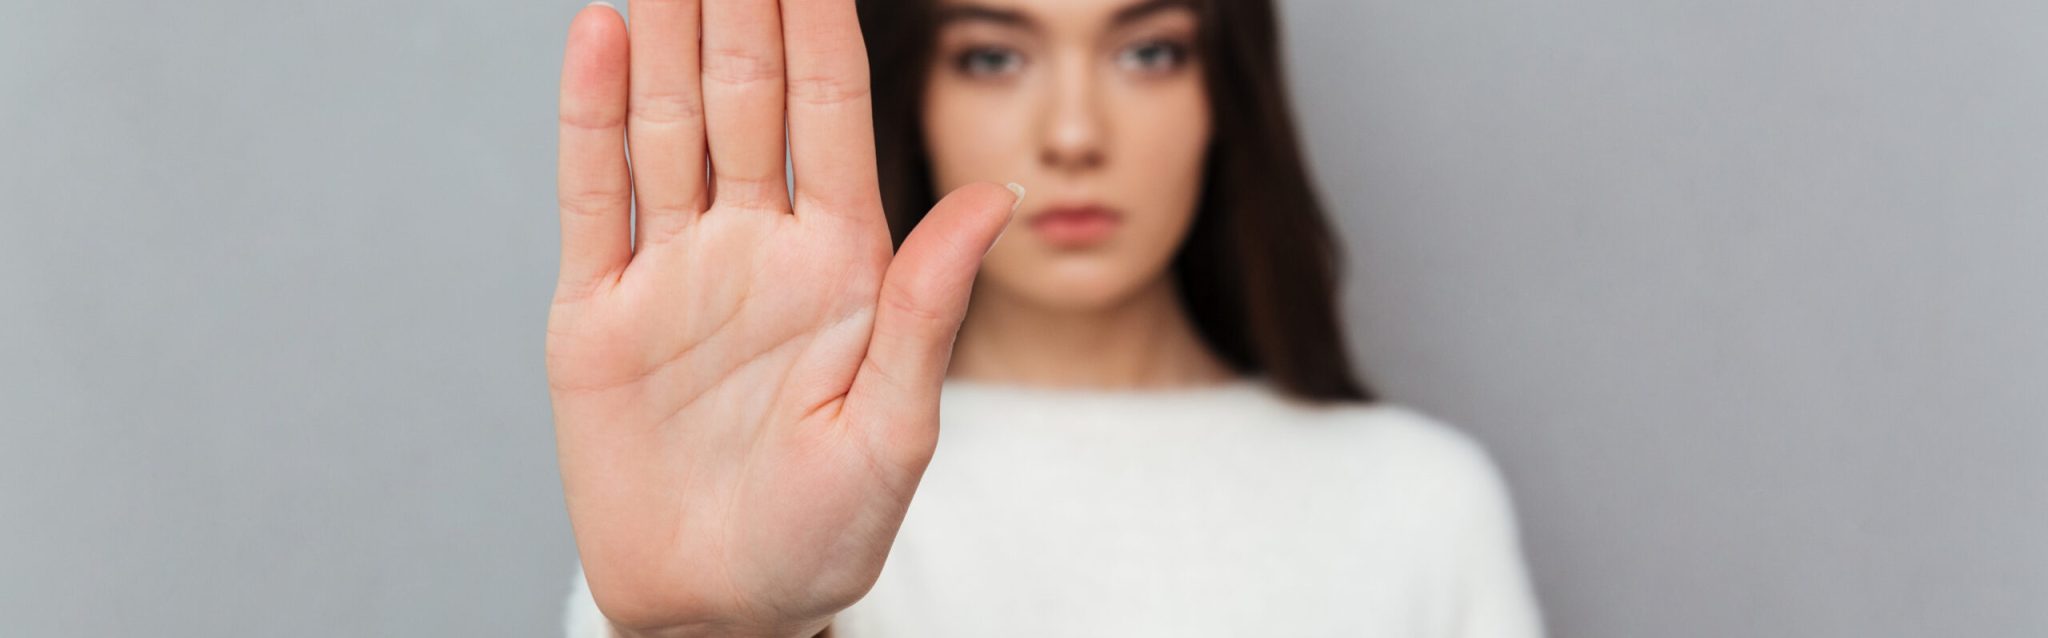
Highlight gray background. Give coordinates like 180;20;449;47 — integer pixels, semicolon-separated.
1;0;2041;636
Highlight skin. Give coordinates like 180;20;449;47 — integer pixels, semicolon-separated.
546;0;1230;636
933;0;1237;389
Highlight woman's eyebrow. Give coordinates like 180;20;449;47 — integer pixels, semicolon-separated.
1110;0;1198;27
934;5;1033;30
933;0;1196;31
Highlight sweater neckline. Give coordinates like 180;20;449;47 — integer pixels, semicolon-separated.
938;374;1271;403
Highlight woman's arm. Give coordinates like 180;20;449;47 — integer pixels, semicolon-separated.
1435;424;1544;638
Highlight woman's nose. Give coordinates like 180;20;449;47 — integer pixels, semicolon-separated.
1037;56;1106;173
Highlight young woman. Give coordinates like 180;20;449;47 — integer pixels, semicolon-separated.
546;0;1542;635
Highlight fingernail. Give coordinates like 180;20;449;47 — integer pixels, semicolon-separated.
988;183;1025;257
587;1;616;11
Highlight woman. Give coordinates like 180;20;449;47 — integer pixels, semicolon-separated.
547;0;1542;636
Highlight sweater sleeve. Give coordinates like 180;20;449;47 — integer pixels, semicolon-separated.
563;563;618;638
1446;444;1544;638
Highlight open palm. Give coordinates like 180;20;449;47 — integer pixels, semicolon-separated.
544;1;1017;635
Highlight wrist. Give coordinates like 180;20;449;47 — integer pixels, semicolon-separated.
607;616;833;638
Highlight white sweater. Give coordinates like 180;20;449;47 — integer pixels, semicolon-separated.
563;376;1544;637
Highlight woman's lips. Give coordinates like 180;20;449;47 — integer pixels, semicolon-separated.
1027;204;1123;248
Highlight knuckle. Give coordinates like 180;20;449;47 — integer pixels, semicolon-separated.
558;108;624;132
634;206;699;244
713;174;792;212
636;194;707;219
786;74;871;106
881;284;947;327
628;89;704;125
702;46;783;86
557;190;629;219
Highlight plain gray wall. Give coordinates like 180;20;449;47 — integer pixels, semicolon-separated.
2;0;2041;636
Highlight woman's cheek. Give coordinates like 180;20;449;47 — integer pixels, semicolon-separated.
924;85;1034;192
1118;85;1212;262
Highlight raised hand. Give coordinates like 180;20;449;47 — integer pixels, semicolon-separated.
545;1;1019;635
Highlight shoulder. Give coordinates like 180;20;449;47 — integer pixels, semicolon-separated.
1295;400;1521;530
1284;398;1501;471
1339;404;1502;478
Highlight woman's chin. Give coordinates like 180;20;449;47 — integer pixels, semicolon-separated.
985;273;1151;314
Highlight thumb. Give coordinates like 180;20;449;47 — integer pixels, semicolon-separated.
847;181;1023;450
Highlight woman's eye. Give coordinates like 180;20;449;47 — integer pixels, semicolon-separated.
954;46;1024;77
1116;40;1190;73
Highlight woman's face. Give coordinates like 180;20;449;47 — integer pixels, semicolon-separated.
923;0;1211;311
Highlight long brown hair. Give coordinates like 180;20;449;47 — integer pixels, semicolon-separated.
856;0;1377;404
